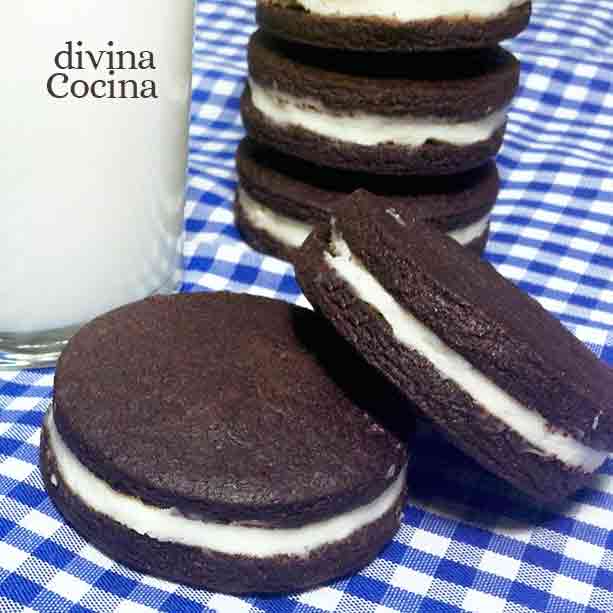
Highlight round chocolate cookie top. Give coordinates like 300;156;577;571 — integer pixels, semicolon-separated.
256;1;531;52
53;292;409;527
248;30;520;121
237;138;498;231
295;192;613;451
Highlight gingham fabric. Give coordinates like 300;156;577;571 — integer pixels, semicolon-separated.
1;1;613;611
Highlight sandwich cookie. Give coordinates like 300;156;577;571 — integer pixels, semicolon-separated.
235;138;499;261
295;192;613;503
41;292;410;594
242;31;520;176
257;0;531;52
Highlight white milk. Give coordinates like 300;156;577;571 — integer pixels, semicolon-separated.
0;1;194;334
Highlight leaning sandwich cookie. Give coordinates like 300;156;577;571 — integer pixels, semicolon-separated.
295;191;613;503
235;138;499;261
241;30;520;176
41;292;410;594
256;0;531;52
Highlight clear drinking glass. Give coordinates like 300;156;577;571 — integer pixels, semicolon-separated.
1;1;195;368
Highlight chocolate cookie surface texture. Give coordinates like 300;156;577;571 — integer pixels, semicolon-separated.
295;191;613;504
242;30;520;176
41;292;410;594
236;138;498;260
257;0;531;52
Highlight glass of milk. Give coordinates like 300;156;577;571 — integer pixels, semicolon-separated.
1;2;195;367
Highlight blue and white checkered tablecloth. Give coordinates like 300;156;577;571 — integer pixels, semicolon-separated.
2;1;613;611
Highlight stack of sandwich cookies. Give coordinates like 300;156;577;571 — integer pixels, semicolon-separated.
238;2;529;261
257;0;531;51
242;31;519;176
41;292;410;594
295;191;613;504
236;138;499;260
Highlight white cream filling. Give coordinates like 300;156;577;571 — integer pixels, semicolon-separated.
46;409;406;558
239;188;489;250
250;79;507;148
447;212;490;245
271;0;528;21
239;187;312;249
324;235;608;473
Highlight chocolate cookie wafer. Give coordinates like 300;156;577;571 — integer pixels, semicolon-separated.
242;30;520;176
257;0;531;52
41;292;410;593
236;139;499;260
295;191;613;504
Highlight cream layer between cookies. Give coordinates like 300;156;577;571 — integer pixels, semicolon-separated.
270;0;528;20
238;187;489;250
249;79;507;148
46;409;406;558
324;233;608;473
